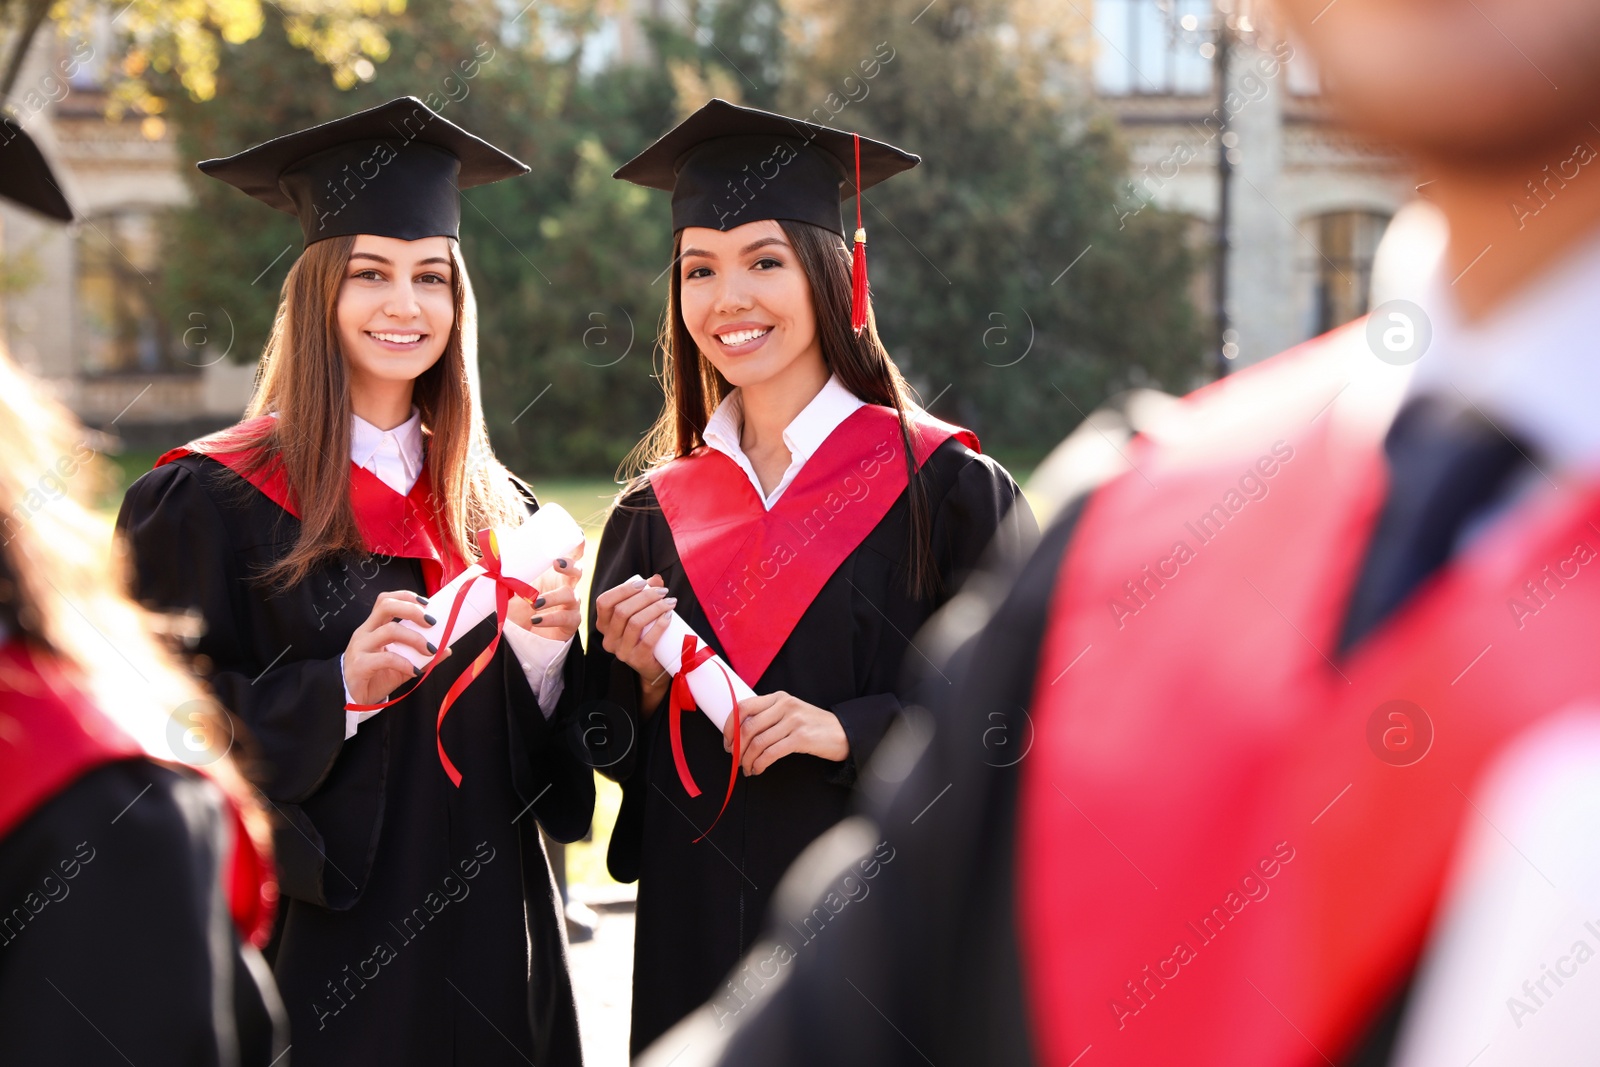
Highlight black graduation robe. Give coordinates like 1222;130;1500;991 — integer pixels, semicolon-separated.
579;426;1034;1056
117;451;595;1067
0;759;285;1065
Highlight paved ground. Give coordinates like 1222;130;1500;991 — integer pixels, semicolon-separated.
568;885;636;1067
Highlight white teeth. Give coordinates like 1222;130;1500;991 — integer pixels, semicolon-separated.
371;332;423;344
717;327;771;346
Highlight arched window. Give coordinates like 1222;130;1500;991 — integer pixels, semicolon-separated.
75;208;187;376
1297;209;1390;339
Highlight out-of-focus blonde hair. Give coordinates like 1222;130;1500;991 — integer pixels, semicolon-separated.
0;348;270;858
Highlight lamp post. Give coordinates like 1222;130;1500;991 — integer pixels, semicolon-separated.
1213;11;1234;378
1166;0;1263;377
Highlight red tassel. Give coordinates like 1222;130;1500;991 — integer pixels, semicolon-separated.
850;132;869;334
850;228;868;333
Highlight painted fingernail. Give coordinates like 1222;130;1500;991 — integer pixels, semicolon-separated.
530;615;543;626
423;614;437;626
413;665;422;677
664;598;678;607
416;595;429;605
534;595;546;609
426;641;437;654
392;616;401;624
556;558;569;568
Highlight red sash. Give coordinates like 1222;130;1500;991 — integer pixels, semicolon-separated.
1019;326;1600;1064
649;404;976;684
0;640;276;946
157;415;469;593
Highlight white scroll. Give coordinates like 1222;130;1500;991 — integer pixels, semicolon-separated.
624;574;756;730
388;503;585;668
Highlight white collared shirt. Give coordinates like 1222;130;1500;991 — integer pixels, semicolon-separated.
701;374;866;509
351;407;425;496
341;408;570;737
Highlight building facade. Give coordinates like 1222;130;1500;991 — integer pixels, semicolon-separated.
0;28;253;448
1091;0;1413;368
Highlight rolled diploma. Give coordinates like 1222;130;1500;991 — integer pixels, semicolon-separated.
387;503;585;669
626;575;755;731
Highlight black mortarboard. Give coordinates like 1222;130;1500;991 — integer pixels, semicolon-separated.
198;96;529;247
613;98;919;236
615;98;919;331
0;118;74;221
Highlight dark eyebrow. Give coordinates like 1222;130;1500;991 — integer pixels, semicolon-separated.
740;237;790;255
680;237;791;260
348;253;453;269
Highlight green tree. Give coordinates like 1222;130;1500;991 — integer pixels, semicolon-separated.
4;0;398;111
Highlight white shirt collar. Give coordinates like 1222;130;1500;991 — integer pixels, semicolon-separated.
703;374;866;509
1405;223;1600;476
350;406;424;495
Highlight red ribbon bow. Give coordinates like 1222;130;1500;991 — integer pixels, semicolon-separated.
345;528;540;786
668;634;742;842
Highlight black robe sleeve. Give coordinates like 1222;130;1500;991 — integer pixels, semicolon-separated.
636;498;1079;1067
117;461;347;803
576;485;665;885
0;760;287;1066
501;561;597;846
117;460;363;908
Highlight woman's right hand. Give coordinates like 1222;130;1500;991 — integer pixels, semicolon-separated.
343;590;450;707
594;575;677;714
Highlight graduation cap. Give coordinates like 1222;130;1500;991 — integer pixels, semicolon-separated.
614;98;920;332
0;118;75;222
198;96;529;247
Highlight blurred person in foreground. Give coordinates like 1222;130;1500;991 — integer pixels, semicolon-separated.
639;0;1600;1064
0;118;283;1064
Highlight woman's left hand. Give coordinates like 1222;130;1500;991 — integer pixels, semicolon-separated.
722;691;849;775
507;542;585;643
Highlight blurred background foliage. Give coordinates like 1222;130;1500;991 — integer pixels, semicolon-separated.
153;0;1205;477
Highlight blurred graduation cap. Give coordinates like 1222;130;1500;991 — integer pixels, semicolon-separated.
0;117;75;222
615;98;920;331
199;96;529;247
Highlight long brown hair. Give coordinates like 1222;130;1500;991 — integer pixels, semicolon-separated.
626;219;938;598
0;348;271;863
234;234;528;588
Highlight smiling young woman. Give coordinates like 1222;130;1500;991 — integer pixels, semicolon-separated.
114;99;592;1067
581;99;1037;1054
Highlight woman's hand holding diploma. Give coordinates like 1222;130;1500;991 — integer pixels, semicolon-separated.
344;590;451;706
594;574;676;715
595;573;842;774
722;692;849;775
507;543;586;643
